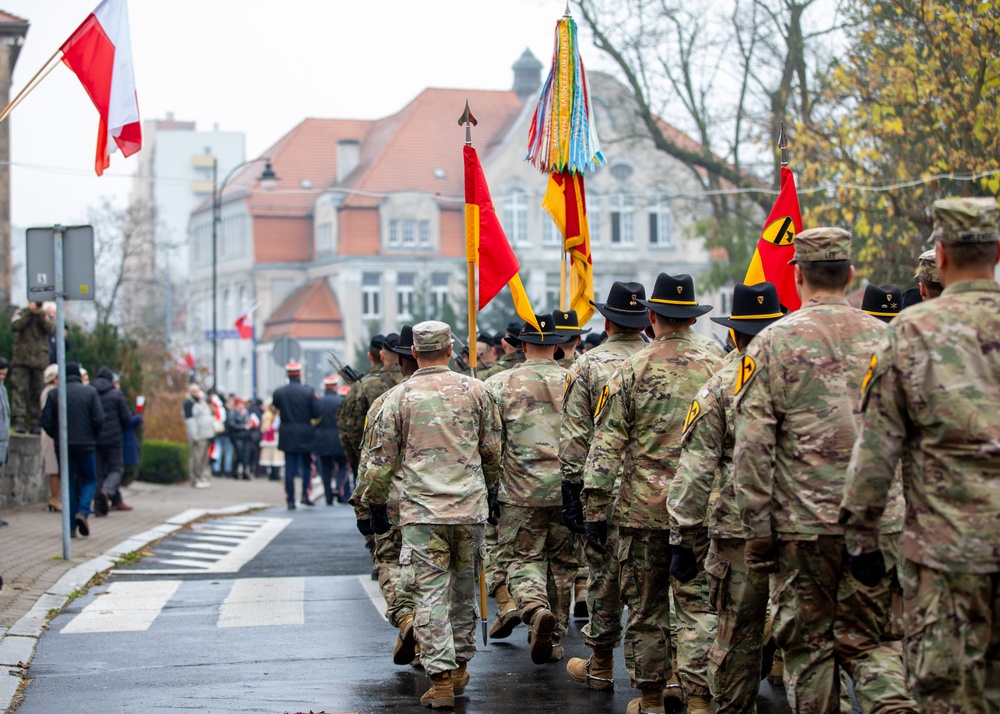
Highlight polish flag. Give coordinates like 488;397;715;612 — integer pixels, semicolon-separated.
234;300;260;340
60;0;141;176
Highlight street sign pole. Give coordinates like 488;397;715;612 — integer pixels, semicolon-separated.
54;226;71;560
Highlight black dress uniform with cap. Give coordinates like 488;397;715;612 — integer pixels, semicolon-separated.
272;361;321;509
316;374;348;505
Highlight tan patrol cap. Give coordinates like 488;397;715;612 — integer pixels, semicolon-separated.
931;197;999;243
412;320;453;352
789;227;852;264
914;248;940;284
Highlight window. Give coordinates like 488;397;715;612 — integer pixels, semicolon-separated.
610;194;635;245
240;357;249;395
542;216;561;246
223;288;231;324
317;222;334;253
388;219;400;247
588;198;602;245
238;286;247;317
430;272;450;316
546;272;561;310
648;196;673;248
503;189;529;245
418;220;431;246
402;219;416;247
397;273;416;319
362;273;381;319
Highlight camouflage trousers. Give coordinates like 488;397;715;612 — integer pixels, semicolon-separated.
901;560;1000;713
374;526;413;628
771;536;915;714
9;364;43;429
400;523;485;676
496;504;579;638
705;537;769;713
582;521;624;649
670;527;717;699
618;527;675;692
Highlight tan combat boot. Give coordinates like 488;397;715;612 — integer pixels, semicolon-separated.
452;659;469;695
687;694;711;713
488;584;520;639
566;646;615;690
393;612;417;665
411;642;423;669
420;671;454;709
549;636;565;662
663;673;685;708
768;651;784;687
573;577;588;619
525;606;556;664
626;688;665;714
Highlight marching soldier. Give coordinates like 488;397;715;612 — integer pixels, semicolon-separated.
560;281;650;693
732;227;914;713
840;197;1000;712
485;314;578;665
668;282;783;713
583;273;721;714
337;334;392;477
914;247;943;300
353;326;421;667
360;321;502;709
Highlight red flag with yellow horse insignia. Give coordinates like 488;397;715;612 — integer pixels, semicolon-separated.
744;166;802;311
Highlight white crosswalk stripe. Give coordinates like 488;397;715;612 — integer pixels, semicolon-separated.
218;577;305;628
61;581;182;634
121;517;291;575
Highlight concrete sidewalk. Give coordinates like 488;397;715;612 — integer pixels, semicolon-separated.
0;476;286;632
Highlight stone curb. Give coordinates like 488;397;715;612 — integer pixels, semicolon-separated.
0;502;268;713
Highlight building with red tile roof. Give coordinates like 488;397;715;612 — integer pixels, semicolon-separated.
186;53;735;396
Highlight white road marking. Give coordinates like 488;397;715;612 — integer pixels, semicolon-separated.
217;577;305;628
358;575;388;622
61;581;182;634
123;518;291;575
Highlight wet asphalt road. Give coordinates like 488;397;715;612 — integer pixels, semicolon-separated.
21;502;793;713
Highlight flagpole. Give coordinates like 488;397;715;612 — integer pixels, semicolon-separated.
0;49;62;124
559;250;568;310
778;122;788;167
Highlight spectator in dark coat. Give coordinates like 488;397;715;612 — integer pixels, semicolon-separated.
271;362;320;509
225;398;254;480
92;367;133;515
315;376;349;505
40;362;104;537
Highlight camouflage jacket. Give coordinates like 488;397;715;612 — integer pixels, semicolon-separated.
583;332;722;530
559;332;647;485
669;350;742;544
337;363;401;460
485;358;568;507
12;309;55;369
478;351;521;380
690;330;727;360
733;296;892;540
352;377;409;524
841;280;1000;573
359;365;502;525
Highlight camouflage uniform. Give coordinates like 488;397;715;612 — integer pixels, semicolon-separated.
733;269;914;711
478;350;521;380
10;307;54;431
560;332;646;650
670;351;767;712
584;332;721;697
841;198;1000;713
360;356;502;677
338;362;401;470
690;330;727;360
486;358;578;643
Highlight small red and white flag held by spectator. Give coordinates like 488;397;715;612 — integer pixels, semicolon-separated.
60;0;142;175
234;300;261;341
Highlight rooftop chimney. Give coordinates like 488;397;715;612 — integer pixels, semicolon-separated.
512;48;543;101
336;139;360;183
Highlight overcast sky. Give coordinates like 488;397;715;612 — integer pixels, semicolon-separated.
3;0;589;228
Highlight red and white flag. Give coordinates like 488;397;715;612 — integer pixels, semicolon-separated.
234;300;260;340
60;0;141;176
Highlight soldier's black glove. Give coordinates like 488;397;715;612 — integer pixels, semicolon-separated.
670;545;699;583
370;503;392;535
586;520;608;555
487;488;501;526
356;517;374;537
849;550;886;587
561;480;585;534
745;535;778;575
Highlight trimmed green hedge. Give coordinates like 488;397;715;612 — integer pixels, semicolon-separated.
139;440;190;484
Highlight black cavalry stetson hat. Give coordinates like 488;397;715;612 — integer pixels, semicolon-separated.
551;309;592;336
382;333;400;351
861;283;902;323
638;273;713;319
519;313;571;345
391;325;416;357
591;281;651;329
711;283;783;336
502;321;522;347
369;334;386;350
